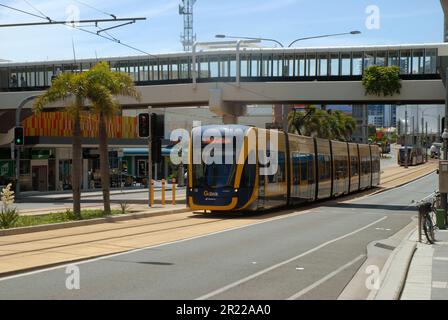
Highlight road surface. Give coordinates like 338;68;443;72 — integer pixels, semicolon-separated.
0;173;436;300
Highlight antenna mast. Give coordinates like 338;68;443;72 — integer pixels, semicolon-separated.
179;0;197;51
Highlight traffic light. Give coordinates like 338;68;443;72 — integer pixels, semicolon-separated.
138;113;150;138
151;113;165;139
138;113;164;163
14;127;24;146
151;138;162;164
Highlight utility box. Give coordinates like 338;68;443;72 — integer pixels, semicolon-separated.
439;160;448;193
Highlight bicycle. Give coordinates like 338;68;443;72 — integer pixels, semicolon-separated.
415;192;439;244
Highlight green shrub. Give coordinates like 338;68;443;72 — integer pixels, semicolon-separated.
0;183;19;229
0;206;19;229
362;66;402;97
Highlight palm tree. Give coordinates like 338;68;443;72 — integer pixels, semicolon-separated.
33;73;86;219
83;62;140;215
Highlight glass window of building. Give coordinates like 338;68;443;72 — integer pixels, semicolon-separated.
364;51;375;69
250;55;260;77
179;59;190;79
329;53;339;76
285;54;295;77
424;48;437;74
412;49;425;74
171;60;179;80
219;56;229;78
341;53;351;76
352;52;363;75
150;61;159;81
272;54;283;77
140;61;149;81
376;51;386;66
306;53;316;77
297;54;305;77
209;56;219;78
261;54;272;77
229;56;237;77
317;53;328;76
240;55;249;77
199;56;209;78
400;50;411;74
388;50;399;67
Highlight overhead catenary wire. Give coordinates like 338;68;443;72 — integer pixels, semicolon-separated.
22;0;51;21
0;2;154;57
72;0;117;19
0;3;47;20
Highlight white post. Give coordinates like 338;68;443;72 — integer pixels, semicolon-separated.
192;42;198;88
236;40;242;86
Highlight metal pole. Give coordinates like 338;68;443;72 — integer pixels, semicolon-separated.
15;95;38;198
442;68;448;224
148;106;153;207
405;107;408;168
426;121;428;162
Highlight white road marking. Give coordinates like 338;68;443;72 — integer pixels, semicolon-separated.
287;254;366;300
0;209;311;282
432;281;448;289
434;257;448;262
196;216;387;300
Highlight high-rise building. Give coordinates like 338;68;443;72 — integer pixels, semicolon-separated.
367;105;396;128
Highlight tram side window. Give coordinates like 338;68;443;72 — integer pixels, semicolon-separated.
292;153;300;185
335;157;347;179
307;155;315;184
351;156;359;176
300;156;308;182
267;151;286;183
318;154;331;180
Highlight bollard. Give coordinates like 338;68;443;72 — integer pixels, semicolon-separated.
150;179;154;207
162;179;166;206
172;178;176;205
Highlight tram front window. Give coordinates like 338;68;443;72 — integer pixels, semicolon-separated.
193;163;236;189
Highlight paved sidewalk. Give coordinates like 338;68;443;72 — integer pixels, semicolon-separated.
401;230;448;300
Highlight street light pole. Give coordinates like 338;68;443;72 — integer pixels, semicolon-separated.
215;31;361;133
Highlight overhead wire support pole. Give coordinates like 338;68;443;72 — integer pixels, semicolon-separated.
0;17;146;28
97;21;136;34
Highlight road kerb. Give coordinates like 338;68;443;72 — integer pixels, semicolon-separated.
371;228;418;300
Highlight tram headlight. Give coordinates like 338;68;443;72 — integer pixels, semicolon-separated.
234;189;238;193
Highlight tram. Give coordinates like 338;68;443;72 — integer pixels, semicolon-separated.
188;125;381;212
397;146;425;166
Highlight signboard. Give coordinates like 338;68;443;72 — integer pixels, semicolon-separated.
0;161;13;177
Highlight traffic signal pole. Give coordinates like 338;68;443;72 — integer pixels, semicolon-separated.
15;95;37;198
147;106;153;207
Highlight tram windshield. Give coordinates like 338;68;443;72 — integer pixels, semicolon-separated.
192;141;237;189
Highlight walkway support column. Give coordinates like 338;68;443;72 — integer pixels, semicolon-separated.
209;88;247;124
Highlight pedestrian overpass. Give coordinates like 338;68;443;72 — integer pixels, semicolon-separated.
0;42;447;117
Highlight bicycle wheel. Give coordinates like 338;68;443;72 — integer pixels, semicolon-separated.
423;213;436;244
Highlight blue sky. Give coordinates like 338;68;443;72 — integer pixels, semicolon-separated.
0;0;444;62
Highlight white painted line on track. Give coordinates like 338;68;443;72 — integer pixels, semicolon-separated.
287;254;366;300
196;216;387;300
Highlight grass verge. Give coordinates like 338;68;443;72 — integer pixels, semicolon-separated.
9;209;124;229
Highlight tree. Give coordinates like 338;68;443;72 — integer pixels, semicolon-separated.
33;72;85;219
288;106;357;141
362;65;402;97
34;62;140;217
83;62;140;215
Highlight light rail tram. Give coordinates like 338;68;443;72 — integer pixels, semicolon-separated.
187;125;381;212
